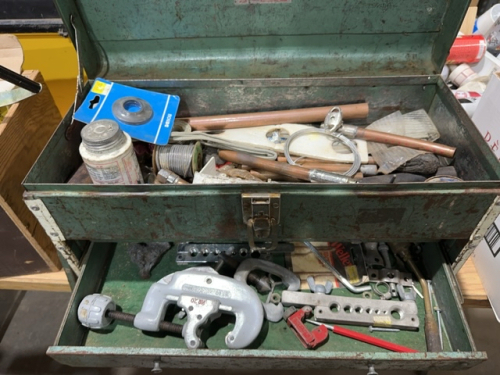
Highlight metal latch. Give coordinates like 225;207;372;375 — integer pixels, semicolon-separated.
242;193;280;252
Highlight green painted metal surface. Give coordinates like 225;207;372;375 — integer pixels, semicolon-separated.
23;77;500;247
53;0;468;79
47;242;485;370
23;187;499;243
422;243;476;352
33;1;494;370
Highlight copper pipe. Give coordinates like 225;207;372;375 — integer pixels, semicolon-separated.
182;103;369;131
220;150;311;180
220;150;358;183
352;127;456;158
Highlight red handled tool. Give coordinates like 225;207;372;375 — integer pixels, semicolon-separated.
305;319;418;353
284;307;329;349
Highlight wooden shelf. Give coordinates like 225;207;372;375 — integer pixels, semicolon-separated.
457;258;490;308
0;270;70;292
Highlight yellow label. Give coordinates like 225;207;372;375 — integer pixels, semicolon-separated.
91;80;111;95
345;265;359;284
373;316;392;327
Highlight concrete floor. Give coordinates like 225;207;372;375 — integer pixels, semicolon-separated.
0;291;499;375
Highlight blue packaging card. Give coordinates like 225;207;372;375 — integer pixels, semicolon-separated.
74;78;180;145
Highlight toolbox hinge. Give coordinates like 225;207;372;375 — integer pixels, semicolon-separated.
242;193;280;252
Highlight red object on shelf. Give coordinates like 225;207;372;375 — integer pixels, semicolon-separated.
285;307;329;349
306;319;419;353
447;35;487;64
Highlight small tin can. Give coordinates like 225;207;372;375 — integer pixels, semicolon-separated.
79;120;143;184
447;35;487;64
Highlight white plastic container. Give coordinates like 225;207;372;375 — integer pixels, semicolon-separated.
448;63;478;86
470;51;500;78
79;119;143;184
474;4;500;36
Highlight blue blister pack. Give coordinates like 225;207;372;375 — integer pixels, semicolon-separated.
74;78;180;145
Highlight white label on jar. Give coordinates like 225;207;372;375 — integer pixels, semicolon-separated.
85;161;124;184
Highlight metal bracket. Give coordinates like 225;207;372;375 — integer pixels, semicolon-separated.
242;193;280;252
176;242;294;265
367;268;413;286
24;198;81;277
282;290;420;330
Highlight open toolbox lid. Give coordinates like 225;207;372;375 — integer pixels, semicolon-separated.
55;0;469;80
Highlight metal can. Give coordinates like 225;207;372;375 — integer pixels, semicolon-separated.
453;90;482;117
447;35;487;65
79;119;143;184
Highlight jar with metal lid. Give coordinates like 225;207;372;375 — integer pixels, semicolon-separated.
79;119;143;184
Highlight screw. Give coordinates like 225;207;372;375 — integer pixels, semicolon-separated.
368;326;400;333
367;364;378;375
151;361;162;373
30;206;40;211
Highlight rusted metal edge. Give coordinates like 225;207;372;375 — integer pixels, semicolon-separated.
22;186;500;198
101;76;441;89
453;196;500;273
46;346;487;370
23;198;81;276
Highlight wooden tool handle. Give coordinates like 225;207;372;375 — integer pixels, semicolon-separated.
184;103;369;131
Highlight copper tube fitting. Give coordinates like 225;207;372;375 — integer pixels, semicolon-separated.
154;168;190;185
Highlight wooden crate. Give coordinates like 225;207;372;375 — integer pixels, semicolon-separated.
0;70;62;277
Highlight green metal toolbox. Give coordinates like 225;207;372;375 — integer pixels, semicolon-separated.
22;0;500;372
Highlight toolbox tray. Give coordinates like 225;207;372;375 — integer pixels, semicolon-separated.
23;76;500;267
47;242;484;371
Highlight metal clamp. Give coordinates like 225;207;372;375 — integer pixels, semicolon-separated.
242;193;280;252
284;306;329;349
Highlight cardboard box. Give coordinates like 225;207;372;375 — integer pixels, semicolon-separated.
471;71;500;321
